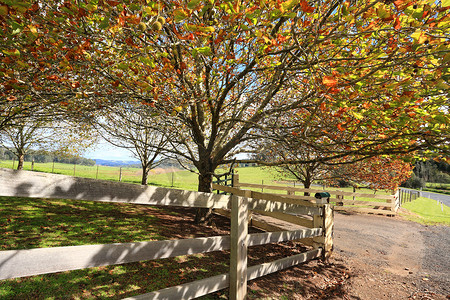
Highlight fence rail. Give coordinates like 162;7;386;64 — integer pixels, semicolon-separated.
230;175;398;216
0;168;332;300
398;188;420;204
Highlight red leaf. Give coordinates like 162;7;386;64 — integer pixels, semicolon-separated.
323;76;338;87
300;0;315;13
394;17;401;30
106;1;120;7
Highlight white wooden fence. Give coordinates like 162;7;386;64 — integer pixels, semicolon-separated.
0;168;333;300
230;175;399;216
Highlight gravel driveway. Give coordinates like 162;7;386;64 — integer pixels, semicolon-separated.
333;212;450;297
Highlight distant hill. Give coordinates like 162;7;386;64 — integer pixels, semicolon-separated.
94;159;140;167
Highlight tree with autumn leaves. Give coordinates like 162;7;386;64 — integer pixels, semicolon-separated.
325;156;414;192
1;0;449;222
253;138;413;193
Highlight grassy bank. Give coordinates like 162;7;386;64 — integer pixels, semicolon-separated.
400;197;450;226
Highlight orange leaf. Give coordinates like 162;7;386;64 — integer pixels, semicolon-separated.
337;123;345;132
300;0;315;13
106;0;120;6
394;0;409;10
323;76;338;87
394;17;401;30
47;75;59;80
7;95;17;101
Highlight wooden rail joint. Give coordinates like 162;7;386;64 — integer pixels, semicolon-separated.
313;204;333;261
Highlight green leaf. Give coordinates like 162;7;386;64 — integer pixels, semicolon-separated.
140;57;155;68
62;6;75;15
99;15;110;29
10;21;23;35
376;6;390;19
281;0;298;11
187;0;202;10
174;9;189;22
117;63;128;70
2;49;20;56
192;46;212;57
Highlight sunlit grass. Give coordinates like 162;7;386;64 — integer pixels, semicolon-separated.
401;197;450;226
0;197;230;299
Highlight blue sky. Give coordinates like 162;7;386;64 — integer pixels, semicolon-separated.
84;142;137;161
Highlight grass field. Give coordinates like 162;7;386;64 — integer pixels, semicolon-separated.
0;160;394;200
1;160;445;225
0;196;306;299
0;197;229;299
400;197;450;225
426;182;450;190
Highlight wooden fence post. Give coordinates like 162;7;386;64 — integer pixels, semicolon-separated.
336;191;344;206
52;160;55;173
232;174;239;187
119;167;122;182
230;195;248;300
313;204;334;259
323;204;333;259
96;166;99;179
392;190;400;212
313;210;324;251
73;164;76;176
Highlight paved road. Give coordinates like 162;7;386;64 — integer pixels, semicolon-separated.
400;187;450;207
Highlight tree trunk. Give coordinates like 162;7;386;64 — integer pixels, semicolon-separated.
303;180;311;197
17;153;24;170
195;172;213;224
141;166;149;185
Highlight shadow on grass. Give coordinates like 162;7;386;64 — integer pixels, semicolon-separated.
0;197;165;250
1;200;352;299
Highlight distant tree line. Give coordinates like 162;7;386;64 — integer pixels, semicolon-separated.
0;148;95;166
402;159;450;189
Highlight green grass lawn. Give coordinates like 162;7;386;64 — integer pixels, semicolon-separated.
0;197;230;299
0;196;310;299
400;197;450;226
426;182;450;190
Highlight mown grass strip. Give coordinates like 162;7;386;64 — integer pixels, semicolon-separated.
400;197;450;226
